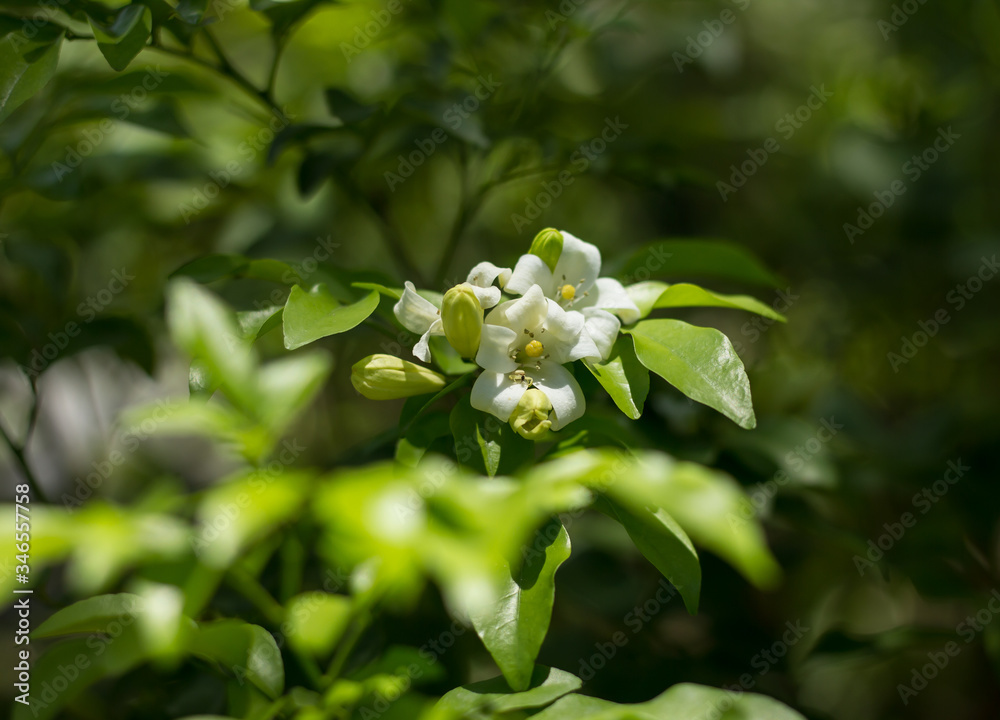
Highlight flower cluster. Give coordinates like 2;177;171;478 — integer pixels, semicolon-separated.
353;229;640;439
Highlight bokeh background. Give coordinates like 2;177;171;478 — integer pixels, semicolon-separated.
2;0;999;718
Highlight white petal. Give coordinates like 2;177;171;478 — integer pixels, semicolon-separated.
476;323;518;373
505;254;554;296
504;284;548;333
542;300;594;363
394;281;439;334
471;372;528;422
467;261;512;292
532;362;585;430
579;277;641;325
553;231;602;295
582;308;620;361
413;318;443;362
465;282;501;310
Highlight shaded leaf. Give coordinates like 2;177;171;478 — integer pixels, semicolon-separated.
598;497;700;614
437;666;581;716
470;519;571;691
88;5;153;72
188;621;284;699
0;20;63;124
584;336;650;419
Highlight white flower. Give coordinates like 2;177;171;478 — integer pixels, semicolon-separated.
466;261;511;292
470;285;595;431
394;281;500;363
505;231;640;361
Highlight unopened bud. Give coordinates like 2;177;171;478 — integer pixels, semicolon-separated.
441;283;483;358
351;354;447;400
528;228;564;272
509;388;553;440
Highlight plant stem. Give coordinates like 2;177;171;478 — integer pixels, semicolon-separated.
227;567;285;625
323;605;371;685
0;417;46;503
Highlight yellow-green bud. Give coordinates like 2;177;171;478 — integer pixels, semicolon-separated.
441;283;483;358
351;355;447;400
509;388;553;440
528;228;563;272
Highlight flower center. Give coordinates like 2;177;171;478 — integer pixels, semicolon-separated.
524;340;545;358
559;284;576;301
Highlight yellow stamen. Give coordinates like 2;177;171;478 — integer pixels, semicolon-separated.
559;284;576;301
525;340;544;358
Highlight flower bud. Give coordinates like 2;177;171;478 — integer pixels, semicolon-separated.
441;283;483;358
351;354;447;400
528;228;564;272
508;388;553;440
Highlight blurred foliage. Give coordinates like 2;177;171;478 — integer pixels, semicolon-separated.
2;0;1000;718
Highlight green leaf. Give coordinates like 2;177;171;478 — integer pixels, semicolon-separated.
88;5;153;72
0;22;63;124
627;281;787;322
196;471;311;568
584;337;650;419
34;593;143;638
449;394;532;477
13;626;149;720
285;592;352;658
470;519;572;691
450;395;502;475
598;497;700;614
532;682;807;719
255;351;333;433
352;281;402;300
429;335;477;375
626;320;756;429
646;459;780;589
325;88;379;123
617;240;782;288
167;279;255;406
437;666;581;717
188;621;284;699
282;285;379;349
237;306;284;343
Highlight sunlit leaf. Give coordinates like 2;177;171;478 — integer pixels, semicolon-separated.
626;320;756;429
